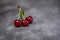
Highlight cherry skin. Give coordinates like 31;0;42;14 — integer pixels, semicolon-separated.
26;16;33;24
22;20;29;27
14;20;21;27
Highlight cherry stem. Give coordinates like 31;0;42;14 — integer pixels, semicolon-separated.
18;7;25;20
18;8;20;20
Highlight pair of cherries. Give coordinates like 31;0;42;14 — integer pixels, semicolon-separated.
14;6;33;27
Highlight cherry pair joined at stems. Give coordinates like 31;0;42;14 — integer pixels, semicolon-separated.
14;6;33;27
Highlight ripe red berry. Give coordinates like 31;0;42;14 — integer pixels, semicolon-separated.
14;20;21;27
22;20;29;27
26;16;33;24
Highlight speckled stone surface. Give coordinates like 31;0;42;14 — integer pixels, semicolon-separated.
0;0;60;40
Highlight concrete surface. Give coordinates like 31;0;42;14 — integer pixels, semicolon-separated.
0;0;60;40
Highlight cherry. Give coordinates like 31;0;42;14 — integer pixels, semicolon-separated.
14;20;21;27
26;16;33;24
22;20;29;27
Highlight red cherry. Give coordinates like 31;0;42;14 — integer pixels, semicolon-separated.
14;20;21;27
26;16;33;24
22;20;29;27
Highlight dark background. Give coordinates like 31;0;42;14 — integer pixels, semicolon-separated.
0;0;60;40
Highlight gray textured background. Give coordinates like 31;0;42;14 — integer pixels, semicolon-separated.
0;0;60;40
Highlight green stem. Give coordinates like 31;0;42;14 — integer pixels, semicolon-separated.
18;8;25;20
18;9;20;20
20;8;25;20
20;11;22;20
